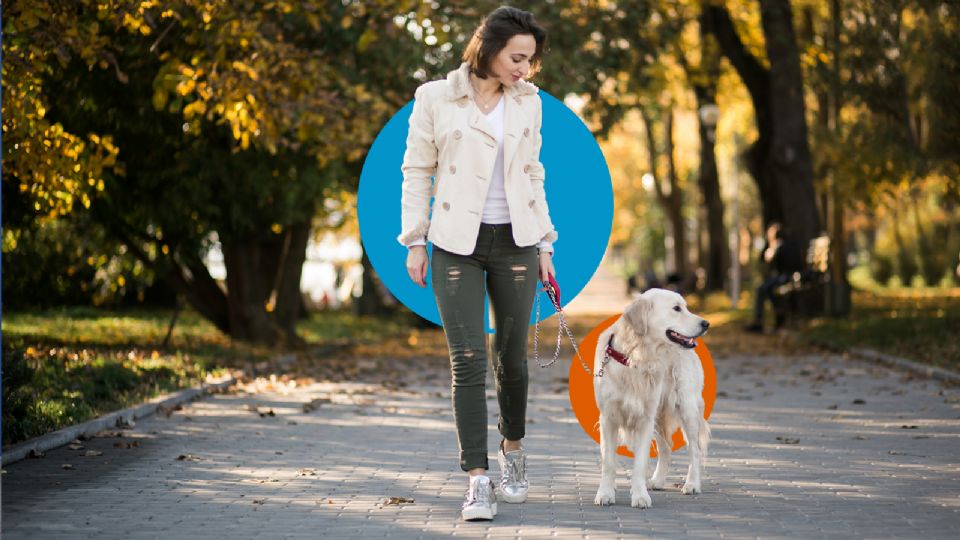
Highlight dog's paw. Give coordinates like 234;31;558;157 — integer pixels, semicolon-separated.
646;476;667;491
681;481;702;495
630;489;652;509
594;487;616;506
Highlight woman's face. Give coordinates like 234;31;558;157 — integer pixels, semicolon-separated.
487;33;537;87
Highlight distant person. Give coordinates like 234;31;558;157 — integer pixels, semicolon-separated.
745;222;792;333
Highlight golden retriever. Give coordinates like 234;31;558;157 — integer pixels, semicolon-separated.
592;288;711;508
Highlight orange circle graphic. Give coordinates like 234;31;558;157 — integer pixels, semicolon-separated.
567;314;716;458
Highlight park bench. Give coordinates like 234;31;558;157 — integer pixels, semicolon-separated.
773;235;831;318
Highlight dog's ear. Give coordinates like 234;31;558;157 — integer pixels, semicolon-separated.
622;295;650;337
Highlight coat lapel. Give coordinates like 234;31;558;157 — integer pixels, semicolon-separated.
502;94;529;179
468;104;497;142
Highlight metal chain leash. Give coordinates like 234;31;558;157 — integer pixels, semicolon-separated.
532;281;606;377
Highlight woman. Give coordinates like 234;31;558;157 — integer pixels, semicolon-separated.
396;6;558;521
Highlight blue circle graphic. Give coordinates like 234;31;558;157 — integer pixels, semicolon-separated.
358;91;612;332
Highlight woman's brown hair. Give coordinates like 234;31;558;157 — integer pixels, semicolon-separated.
462;6;547;79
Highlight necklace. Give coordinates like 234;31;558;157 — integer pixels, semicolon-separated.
470;80;502;113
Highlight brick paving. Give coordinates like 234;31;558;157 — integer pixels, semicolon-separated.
3;346;959;539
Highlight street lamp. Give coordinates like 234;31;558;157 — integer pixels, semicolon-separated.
698;103;720;142
641;172;656;192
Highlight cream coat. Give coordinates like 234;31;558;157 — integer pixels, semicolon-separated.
397;62;558;256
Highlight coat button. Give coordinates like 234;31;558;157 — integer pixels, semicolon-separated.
523;164;531;173
443;202;450;210
449;165;457;174
523;127;530;137
457;99;468;108
453;130;462;139
528;200;536;208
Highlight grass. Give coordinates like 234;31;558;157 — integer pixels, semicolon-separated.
798;290;960;371
1;306;414;447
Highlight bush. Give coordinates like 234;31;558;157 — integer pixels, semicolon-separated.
870;253;895;286
2;347;36;446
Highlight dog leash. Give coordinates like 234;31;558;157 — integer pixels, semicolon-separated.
532;274;608;377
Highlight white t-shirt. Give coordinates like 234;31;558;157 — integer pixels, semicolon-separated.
480;95;511;224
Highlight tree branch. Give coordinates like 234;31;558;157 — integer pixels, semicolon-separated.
703;5;769;105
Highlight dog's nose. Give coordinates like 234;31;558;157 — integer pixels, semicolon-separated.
700;320;710;330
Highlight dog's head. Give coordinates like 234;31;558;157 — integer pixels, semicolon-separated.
622;288;709;350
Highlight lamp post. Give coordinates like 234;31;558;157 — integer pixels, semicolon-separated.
729;133;744;309
698;103;720;143
698;103;721;304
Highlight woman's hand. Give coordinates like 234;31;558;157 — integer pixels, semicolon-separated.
406;245;429;287
538;250;555;283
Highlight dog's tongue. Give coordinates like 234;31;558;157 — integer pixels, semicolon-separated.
668;330;697;348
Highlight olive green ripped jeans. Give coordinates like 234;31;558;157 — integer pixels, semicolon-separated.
431;223;540;472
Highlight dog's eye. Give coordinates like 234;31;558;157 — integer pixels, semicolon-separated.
673;305;681;312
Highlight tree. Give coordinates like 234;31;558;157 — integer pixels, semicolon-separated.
3;1;429;344
706;0;822;308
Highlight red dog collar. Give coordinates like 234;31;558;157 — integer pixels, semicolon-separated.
605;334;630;367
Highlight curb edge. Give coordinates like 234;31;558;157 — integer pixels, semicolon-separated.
1;374;238;467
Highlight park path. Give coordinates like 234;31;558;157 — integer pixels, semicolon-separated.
4;264;960;539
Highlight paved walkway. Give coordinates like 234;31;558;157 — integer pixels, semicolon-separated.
3;344;959;538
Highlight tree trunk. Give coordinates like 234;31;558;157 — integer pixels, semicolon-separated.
273;220;312;346
705;5;779;229
760;0;822;255
354;248;390;316
222;236;284;345
693;88;729;291
890;201;917;284
696;9;731;292
826;0;851;315
707;3;823;257
663;110;688;278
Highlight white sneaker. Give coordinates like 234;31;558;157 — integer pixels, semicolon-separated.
461;474;497;521
497;440;529;503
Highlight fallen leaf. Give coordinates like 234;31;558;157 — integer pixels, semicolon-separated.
900;425;918;429
158;404;183;418
114;441;142;449
62;464;74;470
28;449;46;458
69;444;85;450
776;436;800;444
826;404;838;410
84;450;103;457
302;397;331;413
851;399;866;405
298;468;317;476
176;454;200;461
382;496;415;505
259;409;276;418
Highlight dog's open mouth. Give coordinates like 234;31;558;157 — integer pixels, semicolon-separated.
666;329;698;349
